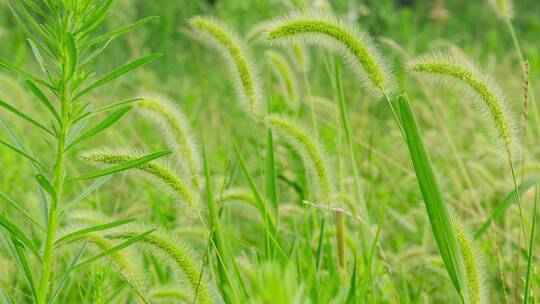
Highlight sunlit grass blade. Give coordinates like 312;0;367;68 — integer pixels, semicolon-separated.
398;94;465;298
73;150;171;181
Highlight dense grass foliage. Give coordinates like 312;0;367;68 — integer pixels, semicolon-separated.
0;0;539;303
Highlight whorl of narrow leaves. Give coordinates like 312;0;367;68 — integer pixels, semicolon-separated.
85;234;150;303
189;16;264;120
488;0;513;20
137;95;201;188
454;224;487;304
406;52;518;159
109;227;213;304
265;115;333;203
265;50;299;110
81;148;200;211
265;11;395;97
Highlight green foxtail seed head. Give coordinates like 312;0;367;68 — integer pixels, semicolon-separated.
265;11;395;98
137;95;201;189
406;51;519;160
454;223;487;304
81;147;200;211
76;231;150;303
108;225;214;304
488;0;513;20
265;50;300;110
265;114;334;203
189;16;264;120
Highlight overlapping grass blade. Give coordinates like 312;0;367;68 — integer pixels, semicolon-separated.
397;94;465;298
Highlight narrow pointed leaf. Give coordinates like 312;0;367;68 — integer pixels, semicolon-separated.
73;150;171;181
0;139;47;170
0;214;41;261
25;80;60;123
84;16;159;47
55;219;135;245
68;107;131;148
0;99;54;135
74;54;162;100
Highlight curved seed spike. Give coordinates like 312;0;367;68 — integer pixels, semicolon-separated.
265;11;395;98
189;16;264;120
81;147;200;211
137;95;201;189
454;223;487;304
265;114;334;203
109;226;214;304
406;51;518;160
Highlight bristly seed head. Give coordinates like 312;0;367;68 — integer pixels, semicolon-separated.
265;114;334;203
137;94;201;189
189;16;265;120
406;51;519;160
265;11;396;98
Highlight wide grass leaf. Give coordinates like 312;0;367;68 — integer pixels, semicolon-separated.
398;94;465;297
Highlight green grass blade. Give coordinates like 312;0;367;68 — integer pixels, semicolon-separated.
61;175;112;213
398;94;465;297
0;139;47;170
0;99;54;135
0;191;42;229
74;229;155;270
67;107;131;149
74;54;162;100
523;188;537;304
83;16;159;47
35;174;56;204
70;98;142;125
0;58;52;89
475;176;540;239
55;219;135;245
11;237;38;301
64;32;77;81
50;243;88;304
73;150;171;181
0;213;41;262
25;80;60;123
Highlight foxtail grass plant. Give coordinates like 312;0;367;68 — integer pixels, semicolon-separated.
136;95;202;188
189;16;265;120
265;11;396;98
0;1;162;303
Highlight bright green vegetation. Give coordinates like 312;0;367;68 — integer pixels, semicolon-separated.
0;0;539;303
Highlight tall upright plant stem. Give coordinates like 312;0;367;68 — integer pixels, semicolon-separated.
37;83;70;304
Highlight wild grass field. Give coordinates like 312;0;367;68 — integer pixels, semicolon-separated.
0;0;539;303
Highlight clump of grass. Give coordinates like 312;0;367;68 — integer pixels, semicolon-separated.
137;95;201;188
265;50;300;110
109;225;214;304
265;114;333;204
189;16;264;120
265;11;395;98
81;148;200;211
406;51;519;160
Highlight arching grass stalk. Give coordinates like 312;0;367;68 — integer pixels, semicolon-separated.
407;52;528;252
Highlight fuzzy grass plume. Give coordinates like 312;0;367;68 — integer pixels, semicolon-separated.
406;51;518;160
454;223;487;304
265;114;334;203
265;11;395;97
189;16;264;119
81;148;200;211
109;225;214;304
137;95;201;188
265;50;300;110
